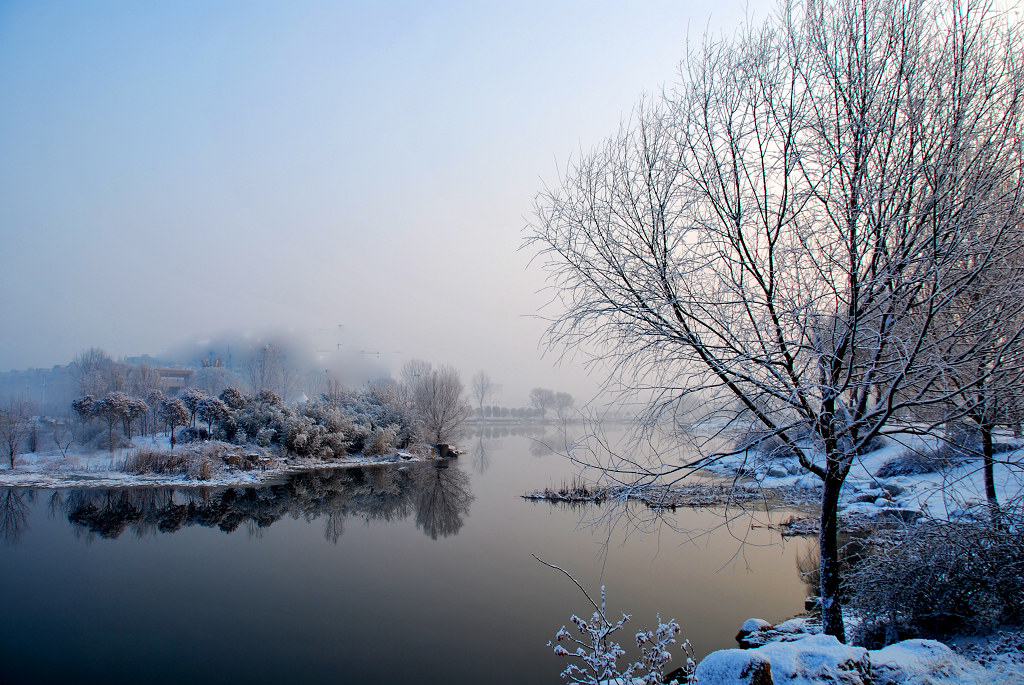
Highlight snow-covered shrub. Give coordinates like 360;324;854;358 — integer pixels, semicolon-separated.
255;427;276;447
543;561;693;685
848;506;1024;646
176;426;210;444
363;425;400;456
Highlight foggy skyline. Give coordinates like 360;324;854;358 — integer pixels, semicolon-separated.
0;1;768;404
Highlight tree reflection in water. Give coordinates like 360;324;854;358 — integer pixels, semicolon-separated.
414;461;473;540
30;462;474;543
0;489;31;545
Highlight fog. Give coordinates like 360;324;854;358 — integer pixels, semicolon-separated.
0;1;769;405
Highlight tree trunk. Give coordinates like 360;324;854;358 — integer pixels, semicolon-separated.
819;472;846;642
981;425;1001;528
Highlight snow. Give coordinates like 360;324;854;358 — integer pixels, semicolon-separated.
0;436;435;490
694;632;1024;685
705;432;1024;525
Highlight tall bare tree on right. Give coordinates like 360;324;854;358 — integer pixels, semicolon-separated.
528;0;1024;642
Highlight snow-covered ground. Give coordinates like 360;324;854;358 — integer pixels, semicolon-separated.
695;628;1024;684
0;436;434;489
691;434;1024;684
704;432;1024;524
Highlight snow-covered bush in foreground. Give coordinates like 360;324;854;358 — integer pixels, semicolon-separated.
541;558;693;684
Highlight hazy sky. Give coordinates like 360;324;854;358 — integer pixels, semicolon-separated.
0;0;769;404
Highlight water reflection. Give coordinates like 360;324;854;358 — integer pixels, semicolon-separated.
2;461;474;544
0;488;30;545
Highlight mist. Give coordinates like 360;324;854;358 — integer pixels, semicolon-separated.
0;1;771;407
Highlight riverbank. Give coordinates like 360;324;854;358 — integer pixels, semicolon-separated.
0;437;442;489
693;620;1024;684
527;433;1024;683
526;432;1024;528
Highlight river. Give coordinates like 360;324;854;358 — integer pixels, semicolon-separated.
0;426;811;684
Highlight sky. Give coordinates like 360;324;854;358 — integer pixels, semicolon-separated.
0;0;770;405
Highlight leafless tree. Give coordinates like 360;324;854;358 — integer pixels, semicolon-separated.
53;421;73;459
245;345;281;396
530;387;555;418
527;0;1024;641
0;399;32;469
554;392;575;421
413;365;471;444
918;214;1024;525
72;347;127;397
471;370;494;416
400;358;433;390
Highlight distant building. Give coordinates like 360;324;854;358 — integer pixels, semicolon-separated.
156;368;195;395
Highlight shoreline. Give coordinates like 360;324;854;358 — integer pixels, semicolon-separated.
0;443;444;491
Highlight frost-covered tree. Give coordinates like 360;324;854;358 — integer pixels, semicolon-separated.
400;358;433;391
219;386;247;410
71;395;95;424
124;397;148;441
146;389;166;438
180;388;207;428
196;396;229;437
93;392;131;452
159;398;189;449
527;0;1024;641
413;366;470;444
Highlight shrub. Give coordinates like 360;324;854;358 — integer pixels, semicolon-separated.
120;447;214;481
176;426;210;444
541;559;694;685
88;430;130;452
847;504;1024;646
364;425;400;456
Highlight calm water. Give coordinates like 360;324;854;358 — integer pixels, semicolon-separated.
0;428;811;685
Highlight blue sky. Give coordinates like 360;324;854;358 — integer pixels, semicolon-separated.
0;0;768;402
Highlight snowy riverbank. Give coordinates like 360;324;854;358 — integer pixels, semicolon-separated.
694;622;1024;684
0;436;440;490
701;432;1024;527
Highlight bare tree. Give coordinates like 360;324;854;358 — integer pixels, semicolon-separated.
400;358;433;390
530;387;555;419
52;421;73;459
72;347;127;397
0;399;32;469
471;370;494;416
413;365;471;444
527;0;1024;641
554;392;575;421
245;345;281;396
922;218;1024;524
